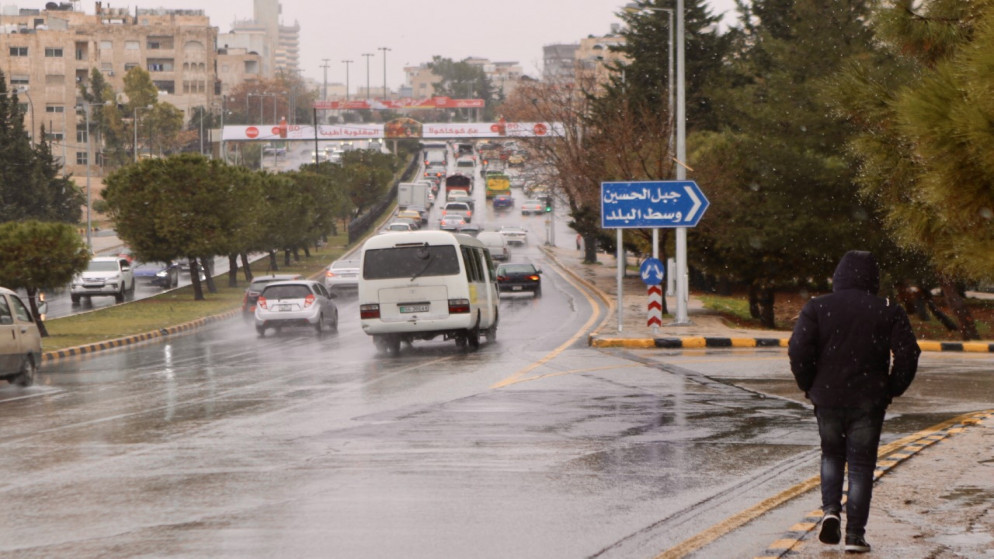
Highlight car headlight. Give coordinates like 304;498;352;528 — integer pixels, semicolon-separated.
155;270;168;278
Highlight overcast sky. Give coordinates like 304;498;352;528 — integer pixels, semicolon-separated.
85;0;741;94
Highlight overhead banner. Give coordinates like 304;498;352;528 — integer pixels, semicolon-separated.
222;121;563;141
312;96;485;110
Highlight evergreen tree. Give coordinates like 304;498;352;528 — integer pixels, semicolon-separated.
0;220;89;336
614;0;733;132
428;57;496;120
0;71;85;224
690;0;884;327
831;0;994;339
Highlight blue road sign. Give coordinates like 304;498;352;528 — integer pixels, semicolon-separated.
640;257;665;286
601;180;710;229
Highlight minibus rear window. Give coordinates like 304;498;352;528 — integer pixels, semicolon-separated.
363;245;461;280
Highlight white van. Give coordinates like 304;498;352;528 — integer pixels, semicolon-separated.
358;231;499;353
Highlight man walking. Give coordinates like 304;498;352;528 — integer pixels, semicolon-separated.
788;250;921;553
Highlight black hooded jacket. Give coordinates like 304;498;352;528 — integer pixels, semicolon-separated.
788;251;921;409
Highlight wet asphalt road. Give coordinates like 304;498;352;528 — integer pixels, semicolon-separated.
3;238;991;558
4;169;993;557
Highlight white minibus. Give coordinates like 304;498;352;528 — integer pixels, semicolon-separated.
358;231;499;353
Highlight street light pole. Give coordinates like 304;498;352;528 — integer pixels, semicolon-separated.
79;103;93;251
674;0;689;324
378;46;391;99
362;53;374;99
342;59;353;101
624;1;689;323
321;58;330;101
15;86;35;144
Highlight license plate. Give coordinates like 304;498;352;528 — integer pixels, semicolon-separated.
274;304;293;311
399;304;429;313
512;286;522;291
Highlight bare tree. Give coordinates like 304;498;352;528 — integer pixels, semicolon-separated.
500;71;675;267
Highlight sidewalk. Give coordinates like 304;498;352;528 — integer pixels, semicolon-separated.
544;246;994;558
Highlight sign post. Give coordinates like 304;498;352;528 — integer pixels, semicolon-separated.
601;180;709;330
640;257;665;334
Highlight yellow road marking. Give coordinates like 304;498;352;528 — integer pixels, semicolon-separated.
491;259;607;389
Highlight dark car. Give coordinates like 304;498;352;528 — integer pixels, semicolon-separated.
495;262;542;297
492;194;514;210
133;261;181;288
241;274;304;318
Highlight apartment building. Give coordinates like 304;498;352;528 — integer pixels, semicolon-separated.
220;0;299;79
0;2;217;174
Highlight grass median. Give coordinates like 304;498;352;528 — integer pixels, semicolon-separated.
43;236;351;352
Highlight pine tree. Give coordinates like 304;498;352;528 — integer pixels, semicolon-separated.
831;0;994;339
689;0;885;327
0;70;85;224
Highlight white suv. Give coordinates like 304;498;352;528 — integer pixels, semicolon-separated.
70;256;135;304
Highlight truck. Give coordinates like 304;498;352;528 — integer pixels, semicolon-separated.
397;182;431;210
444;174;473;196
484;172;511;199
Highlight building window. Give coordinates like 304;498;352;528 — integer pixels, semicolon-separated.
125;41;139;51
46;105;65;113
153;80;175;94
124;63;138;71
10;75;29;85
9;46;28;57
100;41;112;50
45;47;63;57
77;129;88;143
76;152;88;165
47;132;64;141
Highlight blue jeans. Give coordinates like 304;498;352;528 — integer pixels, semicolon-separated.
815;406;886;537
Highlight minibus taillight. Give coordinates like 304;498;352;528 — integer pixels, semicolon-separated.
448;299;470;314
360;304;380;319
257;296;268;310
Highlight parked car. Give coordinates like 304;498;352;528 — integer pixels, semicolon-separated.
254;280;339;337
241;274;304;318
478;231;510;261
0;287;42;387
70;256;135;304
496;262;542;297
324;259;361;293
520;199;545;215
133;261;181;288
498;225;528;246
492;194;514;210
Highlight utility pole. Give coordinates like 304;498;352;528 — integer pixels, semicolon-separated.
378;46;391;99
362;53;374;99
342;59;353;101
321;58;330;101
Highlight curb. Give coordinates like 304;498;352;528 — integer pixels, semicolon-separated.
540;248;994;354
591;336;790;349
42;308;240;364
589;335;994;352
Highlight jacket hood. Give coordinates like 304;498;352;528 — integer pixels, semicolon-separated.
832;250;879;294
